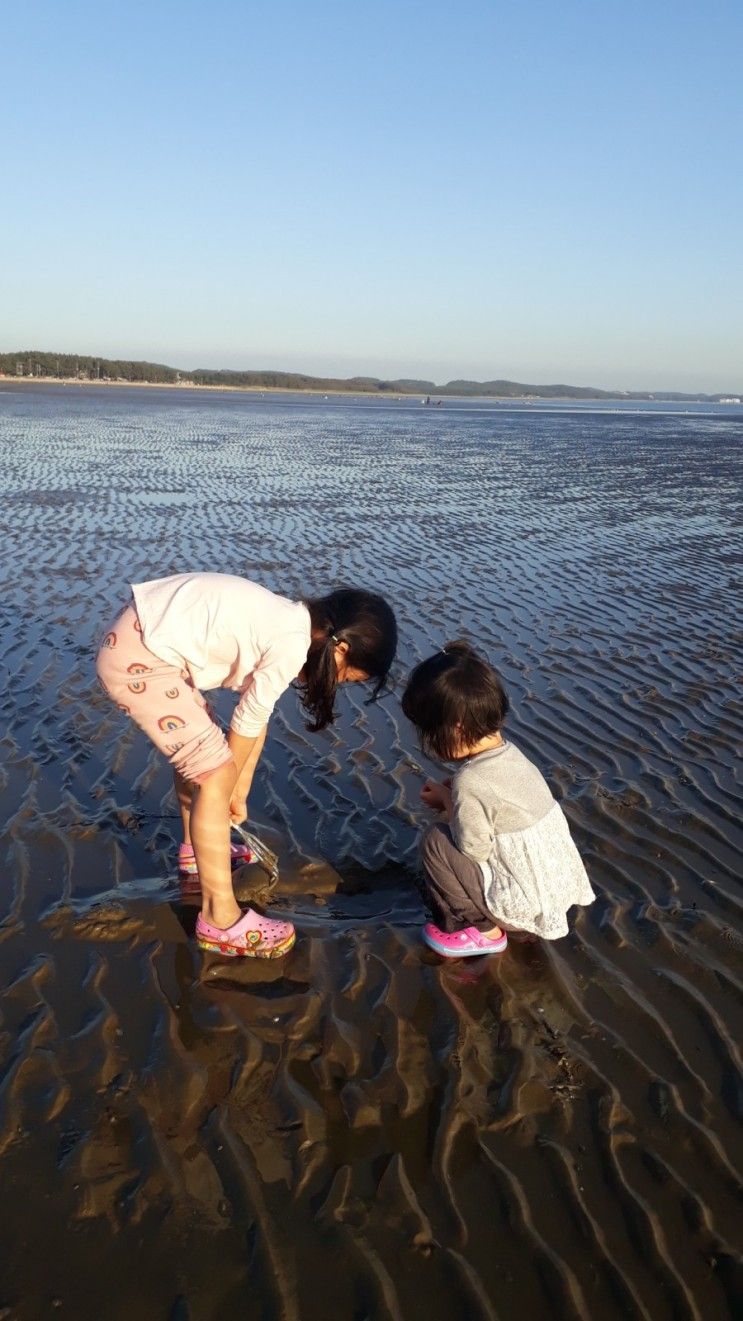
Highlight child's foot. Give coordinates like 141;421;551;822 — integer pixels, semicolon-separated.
422;922;507;958
195;907;295;959
178;841;253;876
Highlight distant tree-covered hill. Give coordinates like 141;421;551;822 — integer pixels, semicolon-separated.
0;351;180;384
0;350;737;402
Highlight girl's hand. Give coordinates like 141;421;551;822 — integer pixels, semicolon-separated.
421;779;448;811
229;788;250;825
226;727;266;825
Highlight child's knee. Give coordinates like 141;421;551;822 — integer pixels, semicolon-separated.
420;822;449;869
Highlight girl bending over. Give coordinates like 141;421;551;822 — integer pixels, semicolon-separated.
97;572;397;958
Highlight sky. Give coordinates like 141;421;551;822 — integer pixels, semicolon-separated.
1;0;741;391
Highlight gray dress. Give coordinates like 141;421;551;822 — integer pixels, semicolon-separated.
451;742;595;939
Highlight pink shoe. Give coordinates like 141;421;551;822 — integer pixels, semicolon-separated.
195;907;295;959
422;922;507;958
178;842;253;876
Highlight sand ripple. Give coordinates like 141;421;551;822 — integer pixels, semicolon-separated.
0;385;741;1318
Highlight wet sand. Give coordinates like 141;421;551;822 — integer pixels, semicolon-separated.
0;385;741;1319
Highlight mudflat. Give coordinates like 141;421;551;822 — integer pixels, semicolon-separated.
0;384;741;1319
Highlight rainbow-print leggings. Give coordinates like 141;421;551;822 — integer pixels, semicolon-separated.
95;602;234;784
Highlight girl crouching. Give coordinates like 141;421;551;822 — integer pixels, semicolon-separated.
402;641;595;957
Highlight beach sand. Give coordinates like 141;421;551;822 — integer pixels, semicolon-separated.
0;375;411;401
0;385;740;1319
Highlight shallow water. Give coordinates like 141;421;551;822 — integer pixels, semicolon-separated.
0;383;741;1319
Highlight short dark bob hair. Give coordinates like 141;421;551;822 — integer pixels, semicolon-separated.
401;639;509;761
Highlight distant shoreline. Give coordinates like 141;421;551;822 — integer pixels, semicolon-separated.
2;376;741;405
0;375;411;400
2;351;741;402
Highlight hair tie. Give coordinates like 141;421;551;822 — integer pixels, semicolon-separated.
331;633;339;644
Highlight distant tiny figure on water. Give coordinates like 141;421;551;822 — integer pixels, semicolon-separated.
96;572;397;958
402;641;595;957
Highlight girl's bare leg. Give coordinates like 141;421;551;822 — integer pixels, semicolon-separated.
190;760;241;929
174;768;194;845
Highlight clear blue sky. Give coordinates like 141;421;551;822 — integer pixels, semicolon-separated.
1;0;741;390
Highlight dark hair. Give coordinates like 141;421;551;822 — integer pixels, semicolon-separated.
401;639;509;760
298;587;398;732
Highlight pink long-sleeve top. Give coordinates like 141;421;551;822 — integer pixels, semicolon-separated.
131;573;312;737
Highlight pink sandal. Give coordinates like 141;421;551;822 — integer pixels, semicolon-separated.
195;907;295;959
178;841;252;876
422;922;508;958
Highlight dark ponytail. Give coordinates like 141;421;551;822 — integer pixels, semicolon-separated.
298;587;398;732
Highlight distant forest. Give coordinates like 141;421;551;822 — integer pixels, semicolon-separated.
0;350;737;402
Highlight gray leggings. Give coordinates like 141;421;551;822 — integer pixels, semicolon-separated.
419;823;496;933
